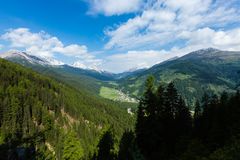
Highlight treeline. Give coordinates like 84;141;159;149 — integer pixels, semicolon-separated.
0;59;135;159
96;76;240;160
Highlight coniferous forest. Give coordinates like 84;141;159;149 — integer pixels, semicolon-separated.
117;76;240;160
1;57;240;159
1;0;240;159
0;59;135;159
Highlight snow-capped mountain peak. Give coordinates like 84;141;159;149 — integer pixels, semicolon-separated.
71;61;105;73
0;50;64;66
1;51;32;60
71;61;88;70
41;56;64;66
191;48;220;55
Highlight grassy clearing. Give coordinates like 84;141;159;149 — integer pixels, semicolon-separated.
99;86;137;103
100;86;120;100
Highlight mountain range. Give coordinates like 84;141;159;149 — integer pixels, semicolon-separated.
1;48;240;107
1;47;240;159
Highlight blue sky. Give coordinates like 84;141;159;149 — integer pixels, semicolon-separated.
0;0;132;49
0;0;240;72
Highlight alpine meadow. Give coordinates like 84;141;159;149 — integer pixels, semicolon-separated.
0;0;240;160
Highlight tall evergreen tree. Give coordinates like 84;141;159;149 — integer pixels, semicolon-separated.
156;84;165;117
193;100;202;136
118;130;135;160
63;131;84;160
135;76;156;159
143;75;156;116
95;129;115;160
175;97;192;137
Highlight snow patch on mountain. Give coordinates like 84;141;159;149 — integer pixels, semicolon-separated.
41;57;64;65
71;61;88;70
190;48;220;55
71;61;105;73
0;50;64;66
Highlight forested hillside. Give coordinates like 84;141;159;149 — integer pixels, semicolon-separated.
1;0;240;159
0;59;135;159
119;49;240;107
114;76;240;160
2;51;138;105
1;58;240;160
5;49;240;109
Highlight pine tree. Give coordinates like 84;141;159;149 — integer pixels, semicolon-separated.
156;84;165;116
118;130;135;160
175;97;192;155
143;75;156;116
135;100;146;156
160;82;178;157
96;129;115;160
63;131;84;160
193;100;201;136
194;100;201;123
175;97;192;137
135;76;157;159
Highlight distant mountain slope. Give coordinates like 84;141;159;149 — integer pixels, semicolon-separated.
0;58;135;159
0;51;146;81
0;50;64;65
4;49;239;107
118;48;240;107
0;51;140;103
0;51;116;81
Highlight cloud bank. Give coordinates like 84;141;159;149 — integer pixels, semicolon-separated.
1;28;102;70
87;0;143;16
104;0;240;50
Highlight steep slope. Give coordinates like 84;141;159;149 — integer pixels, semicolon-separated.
0;51;138;103
0;59;135;159
0;51;116;81
119;48;240;107
0;51;105;92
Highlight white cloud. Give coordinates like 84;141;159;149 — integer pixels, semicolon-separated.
103;27;240;72
87;0;143;16
104;0;240;50
1;28;101;69
101;48;194;73
181;27;240;51
1;28;89;57
53;44;88;57
103;50;169;73
101;0;240;72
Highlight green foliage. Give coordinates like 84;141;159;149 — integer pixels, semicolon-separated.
208;137;240;160
136;77;192;159
121;76;240;160
118;130;135;160
0;59;135;159
95;128;115;160
63;131;84;160
119;50;240;107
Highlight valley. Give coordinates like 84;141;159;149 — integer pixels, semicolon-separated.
1;48;240;159
1;1;240;159
2;48;240;109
